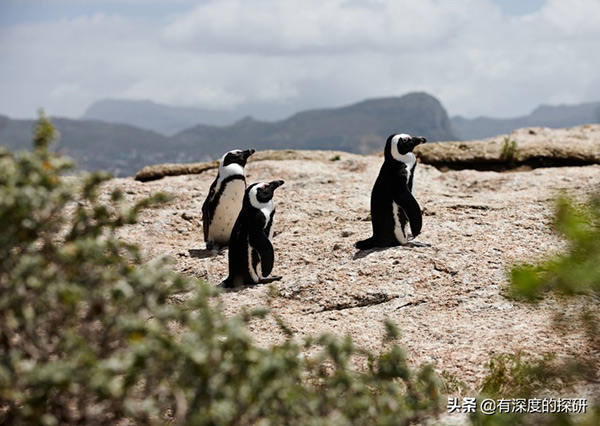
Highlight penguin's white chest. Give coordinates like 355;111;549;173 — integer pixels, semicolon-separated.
247;238;261;282
391;156;415;245
246;202;275;282
209;179;245;245
392;203;408;244
260;203;275;239
397;153;416;180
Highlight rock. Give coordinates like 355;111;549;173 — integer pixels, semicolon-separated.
135;160;219;182
415;125;600;170
109;125;600;394
134;149;361;182
182;211;195;221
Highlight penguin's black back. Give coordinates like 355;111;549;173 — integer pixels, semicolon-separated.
355;134;425;250
224;199;270;287
369;159;409;245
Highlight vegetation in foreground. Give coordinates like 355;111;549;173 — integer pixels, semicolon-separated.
1;113;598;425
0;113;443;425
469;190;600;425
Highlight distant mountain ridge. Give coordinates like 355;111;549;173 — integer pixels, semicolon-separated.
1;92;458;176
82;99;243;136
172;93;458;160
3;93;599;177
84;96;600;142
451;101;600;140
0;116;172;177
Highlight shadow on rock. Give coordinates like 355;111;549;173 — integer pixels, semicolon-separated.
352;241;431;260
216;276;282;292
188;248;222;259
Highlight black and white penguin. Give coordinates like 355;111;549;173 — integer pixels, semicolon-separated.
202;148;255;250
355;133;426;250
222;180;285;288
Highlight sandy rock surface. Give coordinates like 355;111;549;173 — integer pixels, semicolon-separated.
106;129;600;395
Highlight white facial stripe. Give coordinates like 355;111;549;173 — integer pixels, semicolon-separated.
249;183;268;208
217;150;245;187
391;133;412;162
249;183;275;227
392;134;419;171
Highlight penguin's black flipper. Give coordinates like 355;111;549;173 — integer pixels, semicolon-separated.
249;230;275;278
201;180;217;242
394;183;422;238
407;161;417;193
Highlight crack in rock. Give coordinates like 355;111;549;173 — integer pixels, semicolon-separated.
397;299;427;310
319;292;399;312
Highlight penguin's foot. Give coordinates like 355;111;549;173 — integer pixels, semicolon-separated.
219;277;234;288
405;240;431;248
355;237;394;250
355;237;376;250
206;241;214;250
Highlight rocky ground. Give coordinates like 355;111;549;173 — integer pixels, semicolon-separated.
104;126;599;413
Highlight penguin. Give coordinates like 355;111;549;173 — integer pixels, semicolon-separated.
355;133;426;250
222;180;285;288
202;148;255;250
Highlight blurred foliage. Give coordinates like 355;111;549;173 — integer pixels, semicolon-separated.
480;353;564;399
0;112;443;424
472;193;600;425
471;352;594;426
510;194;600;300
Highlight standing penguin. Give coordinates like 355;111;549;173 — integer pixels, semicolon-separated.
202;148;255;250
355;133;426;250
222;180;284;288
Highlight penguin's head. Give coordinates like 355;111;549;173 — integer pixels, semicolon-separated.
247;180;285;208
222;148;256;167
385;133;427;160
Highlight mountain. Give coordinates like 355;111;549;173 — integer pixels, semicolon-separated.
173;92;459;160
0;116;183;177
82;99;244;136
1;93;458;177
451;101;600;140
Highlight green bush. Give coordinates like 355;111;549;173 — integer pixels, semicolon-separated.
472;193;600;426
510;193;600;300
480;352;566;399
0;113;443;425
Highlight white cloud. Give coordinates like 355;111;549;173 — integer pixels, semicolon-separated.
162;0;490;55
539;0;600;37
0;0;599;120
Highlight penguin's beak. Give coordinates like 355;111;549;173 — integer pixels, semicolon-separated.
268;180;285;190
412;136;427;146
243;148;256;159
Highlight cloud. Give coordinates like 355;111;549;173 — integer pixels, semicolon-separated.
0;0;599;120
162;0;491;55
539;0;600;37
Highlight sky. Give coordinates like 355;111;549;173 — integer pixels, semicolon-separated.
0;0;599;121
